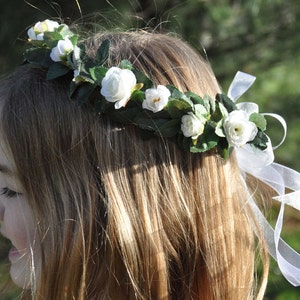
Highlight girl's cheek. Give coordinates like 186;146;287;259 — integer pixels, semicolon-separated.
5;203;35;250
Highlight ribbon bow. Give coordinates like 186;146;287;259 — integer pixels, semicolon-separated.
228;71;300;286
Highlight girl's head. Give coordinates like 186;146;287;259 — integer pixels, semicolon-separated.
0;30;262;299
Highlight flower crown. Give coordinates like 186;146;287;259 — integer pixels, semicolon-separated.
24;19;269;159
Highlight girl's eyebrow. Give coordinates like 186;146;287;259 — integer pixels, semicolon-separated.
0;163;13;176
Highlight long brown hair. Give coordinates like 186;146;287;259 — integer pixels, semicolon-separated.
0;31;268;299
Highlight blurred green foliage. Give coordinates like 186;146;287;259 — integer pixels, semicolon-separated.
0;0;300;298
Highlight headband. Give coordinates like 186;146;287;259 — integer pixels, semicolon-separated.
25;19;300;286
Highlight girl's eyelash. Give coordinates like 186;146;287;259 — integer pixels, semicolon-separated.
0;187;21;198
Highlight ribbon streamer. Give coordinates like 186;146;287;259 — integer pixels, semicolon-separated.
228;71;300;286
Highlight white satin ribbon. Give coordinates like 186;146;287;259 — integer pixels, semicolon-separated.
228;71;256;101
228;71;300;286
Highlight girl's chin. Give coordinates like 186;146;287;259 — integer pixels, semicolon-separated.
8;246;34;289
9;254;32;290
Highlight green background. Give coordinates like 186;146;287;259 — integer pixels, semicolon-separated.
0;0;299;298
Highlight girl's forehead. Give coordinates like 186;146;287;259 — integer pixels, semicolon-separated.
0;105;13;171
0;107;24;190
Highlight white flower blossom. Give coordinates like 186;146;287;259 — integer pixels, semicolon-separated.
27;19;60;41
50;38;76;62
181;112;205;140
142;85;170;113
101;67;137;109
223;110;258;147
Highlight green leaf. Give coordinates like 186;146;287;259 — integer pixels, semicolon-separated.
215;120;225;137
194;104;208;118
216;93;237;112
130;90;145;103
43;31;63;48
46;63;70;80
211;102;225;123
66;48;81;70
119;60;132;70
249;113;267;131
191;124;219;153
24;48;52;68
137;109;170;119
250;131;268;150
167;85;193;105
132;69;153;90
190;140;217;153
184;91;204;105
72;83;97;106
26;40;45;47
78;43;87;56
89;66;107;84
218;102;229;117
168;85;183;98
69;34;79;46
57;25;74;39
156;119;180;137
134;115;169;131
167;98;192;118
109;106;141;123
77;73;95;84
94;97;107;113
216;138;230;159
204;94;215;113
78;43;96;70
95;39;110;66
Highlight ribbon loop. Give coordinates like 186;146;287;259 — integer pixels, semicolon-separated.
262;113;287;150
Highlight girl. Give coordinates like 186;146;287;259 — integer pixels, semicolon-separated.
0;19;299;299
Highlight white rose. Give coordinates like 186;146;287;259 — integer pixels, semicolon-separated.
181;112;205;140
142;85;170;113
223;110;258;147
101;67;137;109
27;19;60;41
50;37;75;62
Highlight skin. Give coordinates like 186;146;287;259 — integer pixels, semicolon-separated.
0;137;38;289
